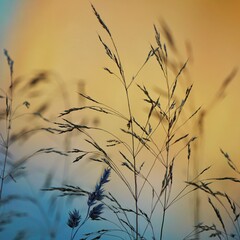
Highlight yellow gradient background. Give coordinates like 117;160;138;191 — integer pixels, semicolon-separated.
3;1;239;170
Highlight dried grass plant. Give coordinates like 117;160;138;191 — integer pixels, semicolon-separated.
46;5;204;240
1;4;239;240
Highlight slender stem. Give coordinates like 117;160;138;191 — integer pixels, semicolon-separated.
70;228;74;240
0;65;13;201
159;208;166;240
0;135;10;200
160;168;168;240
124;88;139;240
71;206;90;240
109;33;139;239
159;54;170;240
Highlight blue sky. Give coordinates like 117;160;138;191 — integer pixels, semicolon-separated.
0;1;17;42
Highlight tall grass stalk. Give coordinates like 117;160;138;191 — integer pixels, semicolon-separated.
0;50;14;201
48;5;204;239
0;51;72;238
185;149;240;239
156;22;237;239
90;4;142;238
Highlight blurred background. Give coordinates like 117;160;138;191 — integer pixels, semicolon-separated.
0;0;240;239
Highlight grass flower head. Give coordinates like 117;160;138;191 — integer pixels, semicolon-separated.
67;209;81;229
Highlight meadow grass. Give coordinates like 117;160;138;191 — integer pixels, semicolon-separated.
0;50;76;239
0;4;239;240
46;5;204;240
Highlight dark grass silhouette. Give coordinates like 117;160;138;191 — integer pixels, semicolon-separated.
0;4;239;240
45;5;205;240
0;50;81;239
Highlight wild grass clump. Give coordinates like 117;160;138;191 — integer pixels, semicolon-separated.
0;50;75;239
1;4;238;240
0;50;55;238
46;5;206;240
184;149;240;240
0;49;15;201
45;168;111;239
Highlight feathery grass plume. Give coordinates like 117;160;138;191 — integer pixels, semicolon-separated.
3;49;14;77
208;197;227;234
220;148;240;174
89;204;104;220
183;223;224;240
88;168;111;206
45;168;111;239
91;4;111;37
67;209;81;228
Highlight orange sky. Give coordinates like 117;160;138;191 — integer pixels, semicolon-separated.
0;0;239;192
2;0;238;161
